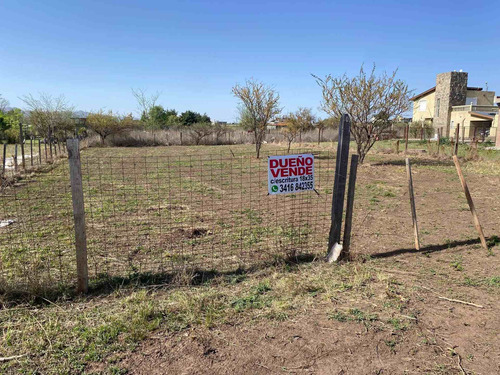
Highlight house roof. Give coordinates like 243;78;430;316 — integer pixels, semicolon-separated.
410;86;484;102
469;111;494;121
410;87;436;101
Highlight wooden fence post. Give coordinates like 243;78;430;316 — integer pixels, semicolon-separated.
405;124;409;154
14;144;18;172
30;138;34;167
454;126;459;155
342;154;359;259
452;155;488;250
38;141;42;165
19;122;26;170
1;143;6;176
396;140;400;155
67;139;89;293
437;130;441;156
406;158;420;250
327;114;351;256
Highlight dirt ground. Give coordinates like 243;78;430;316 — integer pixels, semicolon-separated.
112;245;500;375
99;152;500;375
2;143;499;374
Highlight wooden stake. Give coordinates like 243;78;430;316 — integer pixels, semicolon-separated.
1;143;6;176
454;126;459;155
405;124;409;154
437;130;441;155
405;158;420;250
19;122;25;170
67;139;89;293
452;155;488;250
328;114;351;254
342;154;359;259
38;141;42;165
395;140;399;154
30;138;34;167
14;144;18;172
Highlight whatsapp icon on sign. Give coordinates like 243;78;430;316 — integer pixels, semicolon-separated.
271;185;278;192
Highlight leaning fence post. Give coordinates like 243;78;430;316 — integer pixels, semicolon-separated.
342;154;359;259
454;126;459;155
405;158;420;250
327;114;351;258
67;139;89;293
452;155;488;250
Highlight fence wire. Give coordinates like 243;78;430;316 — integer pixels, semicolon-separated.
80;148;335;278
1;145;497;294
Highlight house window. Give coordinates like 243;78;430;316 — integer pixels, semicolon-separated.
465;97;477;105
419;100;427;112
436;99;440;117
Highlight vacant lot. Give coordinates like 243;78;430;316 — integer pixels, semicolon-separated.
0;141;499;374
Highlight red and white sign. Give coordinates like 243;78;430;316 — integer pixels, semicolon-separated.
268;154;315;195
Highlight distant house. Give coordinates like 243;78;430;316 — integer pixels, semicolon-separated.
268;116;290;130
410;71;499;141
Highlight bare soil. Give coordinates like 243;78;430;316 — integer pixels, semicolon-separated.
105;153;500;375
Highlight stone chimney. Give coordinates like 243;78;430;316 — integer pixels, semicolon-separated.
433;72;468;137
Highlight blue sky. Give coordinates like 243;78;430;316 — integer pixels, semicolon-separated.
1;0;498;121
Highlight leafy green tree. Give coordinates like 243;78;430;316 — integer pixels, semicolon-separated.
179;110;211;126
143;105;168;128
1;109;24;143
86;110;127;144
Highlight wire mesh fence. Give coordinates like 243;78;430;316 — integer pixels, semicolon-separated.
0;147;336;293
81;148;335;278
1;144;497;295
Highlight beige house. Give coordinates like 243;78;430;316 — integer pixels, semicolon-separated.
411;71;499;142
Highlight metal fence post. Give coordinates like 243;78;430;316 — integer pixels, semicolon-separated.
328;114;351;254
67;139;89;293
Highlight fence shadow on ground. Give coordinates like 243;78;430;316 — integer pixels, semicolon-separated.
370;236;499;259
0;253;318;306
87;252;318;294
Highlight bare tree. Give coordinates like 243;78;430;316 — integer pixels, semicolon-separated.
131;88;161;129
314;65;411;163
188;122;213;145
316;116;339;144
213;122;229;144
20;93;74;140
232;79;281;158
291;107;316;143
0;94;9;112
282;116;300;153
